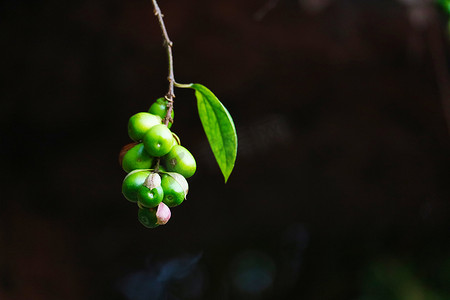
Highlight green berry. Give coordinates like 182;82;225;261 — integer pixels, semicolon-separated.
149;97;174;128
137;185;164;208
128;112;162;142
161;174;185;207
143;124;174;157
122;143;154;173
163;145;196;178
138;207;159;228
122;170;151;202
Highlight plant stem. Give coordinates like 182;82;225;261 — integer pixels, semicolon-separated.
151;0;175;126
174;82;192;89
150;0;175;171
153;158;160;173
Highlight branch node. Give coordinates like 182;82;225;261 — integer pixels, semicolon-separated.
164;116;174;124
163;40;173;48
165;94;174;102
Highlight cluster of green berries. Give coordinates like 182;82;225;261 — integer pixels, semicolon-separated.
119;97;196;228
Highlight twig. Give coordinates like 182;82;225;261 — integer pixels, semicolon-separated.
150;0;175;172
151;0;175;126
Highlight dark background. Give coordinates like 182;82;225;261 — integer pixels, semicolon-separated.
1;0;450;299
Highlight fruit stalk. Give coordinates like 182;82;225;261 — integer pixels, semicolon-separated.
151;0;175;127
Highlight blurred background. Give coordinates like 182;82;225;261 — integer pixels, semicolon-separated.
1;0;450;299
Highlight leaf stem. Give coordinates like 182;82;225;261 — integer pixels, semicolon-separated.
151;0;175;126
174;82;193;89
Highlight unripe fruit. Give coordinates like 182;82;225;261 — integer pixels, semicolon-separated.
128;112;162;141
119;142;138;166
149;97;174;128
165;172;189;197
138;207;159;228
163;145;196;178
137;173;164;208
137;185;164;208
161;174;185;207
122;143;154;173
143;124;174;157
122;170;151;202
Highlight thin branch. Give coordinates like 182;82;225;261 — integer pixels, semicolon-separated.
151;0;175;126
150;0;175;172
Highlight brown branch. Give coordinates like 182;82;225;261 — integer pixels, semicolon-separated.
151;0;175;126
150;0;176;172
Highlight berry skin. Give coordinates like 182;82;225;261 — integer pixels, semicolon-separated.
128;112;162;142
137;185;164;208
161;174;185;207
122;143;154;173
143;124;174;157
122;170;151;202
163;145;196;178
149;97;174;128
119;142;138;166
138;207;159;228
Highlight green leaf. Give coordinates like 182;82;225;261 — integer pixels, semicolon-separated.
178;83;237;182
